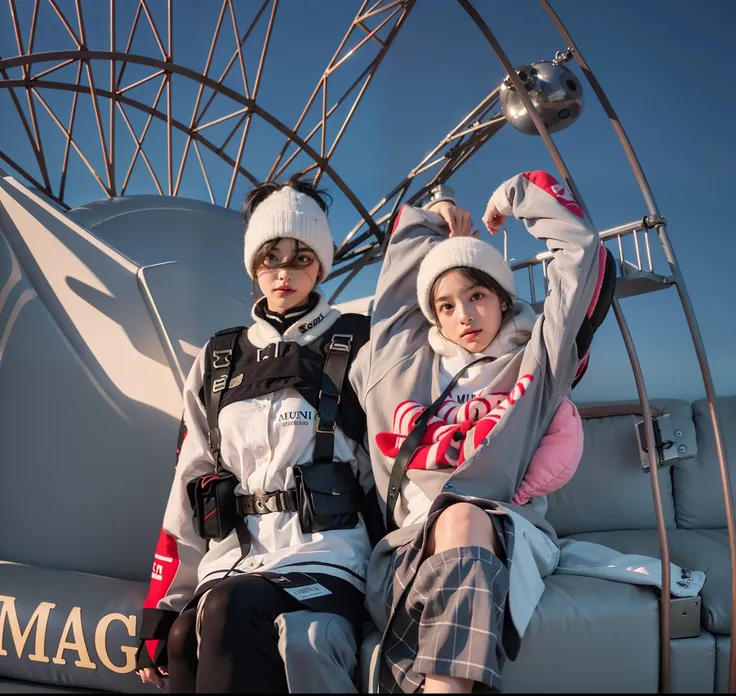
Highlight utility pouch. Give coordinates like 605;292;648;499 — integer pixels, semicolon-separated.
187;472;239;541
293;460;361;534
186;328;242;543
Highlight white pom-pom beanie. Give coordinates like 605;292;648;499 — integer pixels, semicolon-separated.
243;186;334;279
416;236;516;323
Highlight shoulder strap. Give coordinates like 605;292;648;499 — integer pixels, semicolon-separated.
330;312;370;345
312;313;370;462
313;332;354;463
204;327;244;473
385;356;495;531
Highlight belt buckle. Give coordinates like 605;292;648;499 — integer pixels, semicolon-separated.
276;491;287;511
262;492;282;513
278;490;296;512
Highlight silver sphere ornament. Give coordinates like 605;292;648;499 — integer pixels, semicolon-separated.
500;61;584;135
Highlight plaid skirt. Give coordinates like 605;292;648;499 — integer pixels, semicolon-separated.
371;501;559;693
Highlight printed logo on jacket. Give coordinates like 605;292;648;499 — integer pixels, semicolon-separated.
298;314;324;333
454;390;483;404
278;410;315;427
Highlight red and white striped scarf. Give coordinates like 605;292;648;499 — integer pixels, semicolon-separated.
375;375;534;471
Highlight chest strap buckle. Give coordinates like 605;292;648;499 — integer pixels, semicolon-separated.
237;489;298;515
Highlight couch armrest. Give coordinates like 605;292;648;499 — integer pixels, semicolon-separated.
0;561;156;693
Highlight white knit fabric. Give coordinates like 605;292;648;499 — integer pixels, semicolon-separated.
416;236;516;323
243;186;334;278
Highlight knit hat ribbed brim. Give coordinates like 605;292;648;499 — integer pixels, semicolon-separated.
243;186;334;279
416;236;516;323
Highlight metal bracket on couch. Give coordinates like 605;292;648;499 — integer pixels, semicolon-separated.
636;413;698;472
669;596;701;639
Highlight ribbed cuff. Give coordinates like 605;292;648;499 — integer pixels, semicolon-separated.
488;186;512;217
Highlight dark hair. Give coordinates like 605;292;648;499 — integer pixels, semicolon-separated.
243;173;332;298
241;171;332;225
429;266;515;325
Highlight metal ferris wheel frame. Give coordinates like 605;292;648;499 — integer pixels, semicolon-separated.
0;0;511;283
0;1;734;693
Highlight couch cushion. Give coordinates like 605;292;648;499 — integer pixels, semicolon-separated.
501;574;659;692
0;677;99;693
359;574;661;692
0;562;155;693
677;530;733;637
546;399;686;536
567;528;685;560
568;528;732;636
670;632;716;694
670;631;716;694
359;626;381;694
716;634;731;693
674;396;736;529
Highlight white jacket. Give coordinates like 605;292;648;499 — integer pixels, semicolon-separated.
142;295;373;622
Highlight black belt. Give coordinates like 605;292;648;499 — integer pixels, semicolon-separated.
236;489;298;516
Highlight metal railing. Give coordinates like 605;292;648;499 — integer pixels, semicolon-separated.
506;218;673;309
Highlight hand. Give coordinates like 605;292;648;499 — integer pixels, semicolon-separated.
427;201;480;239
138;666;167;689
481;201;506;235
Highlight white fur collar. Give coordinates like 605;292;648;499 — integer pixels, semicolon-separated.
428;299;537;362
247;293;340;348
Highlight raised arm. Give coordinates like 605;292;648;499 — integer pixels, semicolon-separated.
136;346;212;671
485;171;601;395
367;206;451;376
348;194;477;403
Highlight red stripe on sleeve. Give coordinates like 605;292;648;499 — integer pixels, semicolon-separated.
144;529;181;610
522;171;584;218
391;204;409;235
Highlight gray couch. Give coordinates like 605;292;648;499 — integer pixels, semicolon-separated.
359;396;735;693
1;396;733;693
505;396;734;693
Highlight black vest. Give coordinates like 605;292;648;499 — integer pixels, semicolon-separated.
199;313;370;444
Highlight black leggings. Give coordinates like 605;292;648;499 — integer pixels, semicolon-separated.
167;575;302;693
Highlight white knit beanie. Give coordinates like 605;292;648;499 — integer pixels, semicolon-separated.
416;236;516;323
243;186;334;279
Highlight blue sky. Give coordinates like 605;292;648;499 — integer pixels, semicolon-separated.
1;0;734;401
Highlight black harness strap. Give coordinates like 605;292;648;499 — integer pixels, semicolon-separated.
314;332;354;463
205;327;250;553
385;356;495;532
206;329;241;473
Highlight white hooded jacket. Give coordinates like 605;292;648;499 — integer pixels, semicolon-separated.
138;294;373;666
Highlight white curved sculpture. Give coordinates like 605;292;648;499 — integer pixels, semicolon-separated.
0;172;251;584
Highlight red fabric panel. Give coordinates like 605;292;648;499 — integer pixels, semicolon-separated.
522;171;584;218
